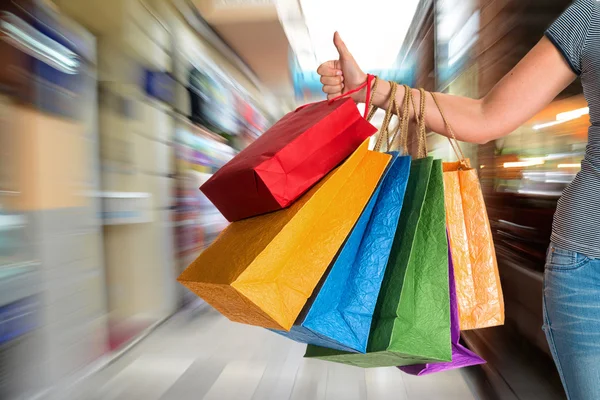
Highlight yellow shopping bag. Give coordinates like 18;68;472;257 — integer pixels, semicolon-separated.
178;140;391;331
431;93;504;330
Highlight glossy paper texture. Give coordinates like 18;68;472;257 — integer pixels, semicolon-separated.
443;161;504;330
275;154;411;353
179;141;391;331
305;158;452;368
201;98;377;221
399;242;485;375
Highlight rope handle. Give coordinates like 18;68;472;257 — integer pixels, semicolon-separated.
366;77;380;122
372;83;417;155
389;84;411;155
355;80;469;163
405;87;428;158
373;81;398;152
418;88;428;158
429;92;470;167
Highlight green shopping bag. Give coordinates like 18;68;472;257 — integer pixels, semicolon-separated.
305;87;451;368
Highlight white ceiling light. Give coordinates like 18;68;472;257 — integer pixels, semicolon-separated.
532;120;568;130
276;0;419;72
558;164;581;169
532;107;590;130
557;107;589;121
0;11;80;74
503;160;545;168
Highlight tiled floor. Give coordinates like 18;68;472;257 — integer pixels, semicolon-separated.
60;305;484;400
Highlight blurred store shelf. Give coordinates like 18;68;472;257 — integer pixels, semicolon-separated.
0;261;39;308
98;192;153;225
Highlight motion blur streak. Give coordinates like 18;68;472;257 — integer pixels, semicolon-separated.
0;0;582;399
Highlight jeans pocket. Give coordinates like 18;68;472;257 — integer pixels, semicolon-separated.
545;244;590;271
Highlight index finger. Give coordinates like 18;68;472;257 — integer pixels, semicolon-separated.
317;60;342;77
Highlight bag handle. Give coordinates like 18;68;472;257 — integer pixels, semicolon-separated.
417;88;428;158
373;81;398;152
430;92;470;168
405;87;428;158
366;76;379;122
372;82;415;155
327;74;376;119
294;74;376;120
387;84;411;155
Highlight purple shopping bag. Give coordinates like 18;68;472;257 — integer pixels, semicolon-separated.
399;242;485;376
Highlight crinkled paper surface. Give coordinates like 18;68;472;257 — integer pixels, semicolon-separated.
201;98;377;221
179;141;390;331
305;158;451;367
275;154;411;352
443;161;504;330
399;241;485;375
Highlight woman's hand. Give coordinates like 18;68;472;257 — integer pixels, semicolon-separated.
317;32;368;102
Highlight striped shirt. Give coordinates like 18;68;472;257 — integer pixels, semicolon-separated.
546;0;600;257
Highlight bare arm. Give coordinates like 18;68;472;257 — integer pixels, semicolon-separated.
367;37;576;144
320;34;577;145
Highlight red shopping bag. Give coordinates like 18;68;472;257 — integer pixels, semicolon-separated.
201;76;378;221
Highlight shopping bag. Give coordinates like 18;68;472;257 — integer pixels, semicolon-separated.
430;92;504;331
399;241;485;375
304;87;452;368
178;140;391;331
270;155;391;352
201;76;378;222
272;82;412;353
305;157;451;367
275;152;411;352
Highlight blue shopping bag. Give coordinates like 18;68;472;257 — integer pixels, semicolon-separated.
273;153;411;352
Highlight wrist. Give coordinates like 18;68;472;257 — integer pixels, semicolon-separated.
370;79;401;110
350;73;370;103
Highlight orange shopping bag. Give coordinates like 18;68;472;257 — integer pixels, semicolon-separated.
178;140;391;331
431;93;504;331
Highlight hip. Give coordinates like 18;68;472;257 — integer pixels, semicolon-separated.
543;244;600;400
552;165;600;258
544;243;600;294
543;243;600;336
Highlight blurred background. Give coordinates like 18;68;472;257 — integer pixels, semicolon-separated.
0;0;586;399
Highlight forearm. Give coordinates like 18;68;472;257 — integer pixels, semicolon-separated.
369;81;491;144
369;79;557;145
365;37;576;145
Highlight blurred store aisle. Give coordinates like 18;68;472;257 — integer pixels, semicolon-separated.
57;304;484;400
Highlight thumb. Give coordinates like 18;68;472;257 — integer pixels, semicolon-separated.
333;32;353;60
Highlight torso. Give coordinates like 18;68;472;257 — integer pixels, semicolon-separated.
552;1;600;257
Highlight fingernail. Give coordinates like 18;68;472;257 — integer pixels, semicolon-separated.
336;70;343;76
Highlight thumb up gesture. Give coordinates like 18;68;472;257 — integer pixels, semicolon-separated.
317;32;368;102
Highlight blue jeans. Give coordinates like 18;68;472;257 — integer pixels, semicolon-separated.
544;243;600;400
